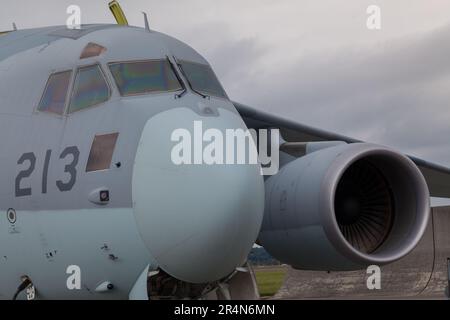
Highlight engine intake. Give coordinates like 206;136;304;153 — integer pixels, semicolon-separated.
259;143;430;270
335;159;394;254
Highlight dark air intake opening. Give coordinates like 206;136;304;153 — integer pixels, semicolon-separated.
334;159;394;254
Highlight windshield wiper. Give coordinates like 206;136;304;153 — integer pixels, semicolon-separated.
174;56;210;100
166;56;187;99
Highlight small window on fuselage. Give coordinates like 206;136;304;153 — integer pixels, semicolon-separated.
86;133;119;172
108;60;182;96
38;70;72;115
69;64;110;113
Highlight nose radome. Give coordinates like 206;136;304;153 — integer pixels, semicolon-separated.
132;107;265;283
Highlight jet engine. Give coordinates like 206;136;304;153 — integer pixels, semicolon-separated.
258;143;430;270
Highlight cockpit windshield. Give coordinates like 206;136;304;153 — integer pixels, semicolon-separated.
109;60;182;96
178;60;228;99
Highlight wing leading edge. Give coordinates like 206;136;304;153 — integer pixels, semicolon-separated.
233;101;450;198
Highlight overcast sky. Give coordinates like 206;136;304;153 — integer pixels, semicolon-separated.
2;0;450;168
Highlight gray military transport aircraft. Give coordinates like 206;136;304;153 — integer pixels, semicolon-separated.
1;1;450;300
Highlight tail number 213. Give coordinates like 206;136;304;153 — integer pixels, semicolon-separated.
15;146;80;197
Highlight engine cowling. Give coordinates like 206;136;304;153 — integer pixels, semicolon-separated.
259;143;430;270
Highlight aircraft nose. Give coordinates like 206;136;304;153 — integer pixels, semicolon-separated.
132;107;264;283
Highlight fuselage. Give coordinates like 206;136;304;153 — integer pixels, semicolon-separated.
0;24;264;299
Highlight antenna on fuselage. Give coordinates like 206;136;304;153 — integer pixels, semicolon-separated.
142;12;151;31
108;0;129;25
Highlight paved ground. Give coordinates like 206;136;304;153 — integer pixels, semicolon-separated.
270;206;450;300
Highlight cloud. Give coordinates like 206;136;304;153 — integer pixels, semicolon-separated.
217;24;450;165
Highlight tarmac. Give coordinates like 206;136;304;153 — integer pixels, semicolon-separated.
273;206;450;299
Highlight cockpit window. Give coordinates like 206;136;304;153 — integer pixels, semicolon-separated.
69;65;110;113
109;60;182;96
178;60;228;99
38;71;72;115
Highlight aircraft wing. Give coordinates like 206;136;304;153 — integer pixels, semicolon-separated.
233;101;450;198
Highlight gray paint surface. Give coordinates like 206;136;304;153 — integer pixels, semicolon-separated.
0;24;263;299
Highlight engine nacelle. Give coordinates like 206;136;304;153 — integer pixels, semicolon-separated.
259;143;430;270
